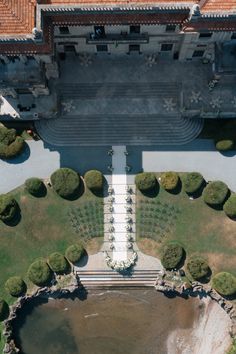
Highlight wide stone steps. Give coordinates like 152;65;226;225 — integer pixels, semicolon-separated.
59;82;180;99
77;269;160;288
35;114;203;146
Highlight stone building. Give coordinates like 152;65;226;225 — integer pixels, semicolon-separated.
0;0;235;114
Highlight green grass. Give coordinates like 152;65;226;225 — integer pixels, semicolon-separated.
0;185;103;303
137;174;236;277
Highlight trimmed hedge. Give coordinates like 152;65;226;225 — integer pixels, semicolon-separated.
186;256;209;280
212;272;236;296
84;170;103;191
161;242;184;269
5;276;26;297
215;140;234;152
65;244;84;264
48;252;69;274
0;125;24;159
0;300;9;321
160;172;179;191
135;173;156;192
51;168;80;198
203;181;229;206
0;126;16;145
25;178;45;196
223;194;236;218
28;259;52;286
0;195;18;221
182;172;204;194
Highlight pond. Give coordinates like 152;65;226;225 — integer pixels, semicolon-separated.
13;289;201;354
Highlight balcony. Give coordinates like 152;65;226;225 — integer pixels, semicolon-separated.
87;32;149;45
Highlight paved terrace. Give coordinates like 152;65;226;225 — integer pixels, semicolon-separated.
34;55;224;146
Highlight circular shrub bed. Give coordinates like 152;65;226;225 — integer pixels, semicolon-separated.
48;252;69;273
135;173;156;192
0;125;24;159
51;168;80;198
0;300;9;321
186;256;209;280
215;140;234;152
5;276;26;297
0;195;18;221
161;242;184;269
65;244;84;264
182;172;204;194
28;259;52;286
212;272;236;296
160;172;179;191
84;170;103;191
203;181;228;206
25;177;45;196
223;194;236;218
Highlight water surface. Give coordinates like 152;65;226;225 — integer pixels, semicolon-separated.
14;289;199;354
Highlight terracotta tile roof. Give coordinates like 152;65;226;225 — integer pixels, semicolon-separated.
0;0;36;35
201;0;236;13
40;0;195;4
0;0;236;55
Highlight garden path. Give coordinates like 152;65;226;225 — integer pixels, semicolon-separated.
104;146;136;262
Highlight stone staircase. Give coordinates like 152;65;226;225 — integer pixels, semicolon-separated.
77;269;160;288
58;82;180;100
35;113;203;146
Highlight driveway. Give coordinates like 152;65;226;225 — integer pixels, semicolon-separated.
1;139;236;194
0;140;60;193
140;139;236;191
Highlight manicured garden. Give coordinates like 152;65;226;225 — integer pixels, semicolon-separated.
0;168;104;303
136;172;236;294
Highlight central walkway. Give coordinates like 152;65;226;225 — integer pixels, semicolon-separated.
104;145;135;263
111;146;128;262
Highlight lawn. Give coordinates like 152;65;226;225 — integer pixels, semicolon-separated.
0;183;103;303
136;174;236;277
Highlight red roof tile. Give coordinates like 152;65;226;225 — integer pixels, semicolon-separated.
201;0;236;13
0;0;36;35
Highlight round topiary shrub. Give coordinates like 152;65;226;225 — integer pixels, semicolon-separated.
212;272;236;296
0;194;18;222
161;242;184;269
84;170;103;191
65;244;84;264
215;140;234;152
5;276;26;297
48;252;69;274
28;259;52;286
0;300;9;321
160;172;179;191
182;172;204;194
51;168;80;199
203;181;229;206
223;194;236;218
25;177;45;196
0;125;24;159
135;173;156;192
186;256;210;280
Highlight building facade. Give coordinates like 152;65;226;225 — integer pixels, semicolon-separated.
0;0;235;99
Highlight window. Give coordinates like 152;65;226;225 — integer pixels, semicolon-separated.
130;25;140;34
59;26;69;35
199;32;212;38
96;45;108;52
166;25;176;32
129;44;140;52
94;26;105;38
192;50;205;57
231;33;236;39
161;43;173;51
